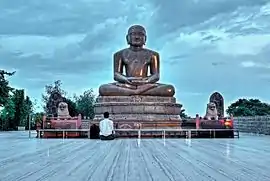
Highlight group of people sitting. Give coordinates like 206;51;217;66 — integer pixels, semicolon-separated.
90;112;115;140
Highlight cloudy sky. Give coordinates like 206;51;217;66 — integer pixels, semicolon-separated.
1;0;270;116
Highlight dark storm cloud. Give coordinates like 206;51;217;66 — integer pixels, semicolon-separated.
1;0;270;115
148;0;269;34
240;44;270;78
0;0;145;36
0;51;111;78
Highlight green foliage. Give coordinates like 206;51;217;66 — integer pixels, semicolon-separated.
0;70;36;130
24;96;33;116
0;98;15;130
0;70;15;107
42;80;66;113
42;81;96;119
65;98;78;117
23;96;33;129
0;89;33;130
226;98;270;117
43;80;66;99
74;89;96;119
180;108;191;119
12;89;25;127
33;112;44;124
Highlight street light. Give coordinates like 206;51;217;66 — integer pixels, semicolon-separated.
28;113;34;138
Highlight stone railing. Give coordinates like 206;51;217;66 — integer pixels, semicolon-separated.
81;119;91;129
233;116;270;135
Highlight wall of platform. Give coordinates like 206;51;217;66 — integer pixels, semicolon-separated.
82;116;270;135
81;119;90;129
234;116;270;135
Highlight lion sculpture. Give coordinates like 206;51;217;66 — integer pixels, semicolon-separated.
57;102;70;118
204;102;218;120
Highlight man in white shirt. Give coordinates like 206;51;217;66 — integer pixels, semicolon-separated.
99;112;115;140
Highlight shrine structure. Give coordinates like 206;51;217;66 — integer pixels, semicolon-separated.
41;101;82;138
93;25;182;130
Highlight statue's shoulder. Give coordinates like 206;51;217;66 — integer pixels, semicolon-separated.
144;48;159;56
114;48;129;56
113;49;129;60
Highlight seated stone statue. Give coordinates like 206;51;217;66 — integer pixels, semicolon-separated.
204;102;218;120
99;25;175;97
57;102;70;118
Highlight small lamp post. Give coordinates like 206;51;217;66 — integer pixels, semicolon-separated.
28;113;34;138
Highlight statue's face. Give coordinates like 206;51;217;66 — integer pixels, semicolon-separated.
208;103;216;110
59;102;67;111
127;25;146;47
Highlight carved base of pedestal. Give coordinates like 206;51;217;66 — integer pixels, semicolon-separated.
93;96;182;129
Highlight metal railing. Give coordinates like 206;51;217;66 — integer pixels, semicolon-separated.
37;128;239;139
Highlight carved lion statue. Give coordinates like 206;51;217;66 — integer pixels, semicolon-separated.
204;102;218;120
57;102;70;118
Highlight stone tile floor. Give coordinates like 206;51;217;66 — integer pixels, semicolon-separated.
0;131;270;181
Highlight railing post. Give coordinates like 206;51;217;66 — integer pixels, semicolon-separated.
196;114;200;129
163;130;166;140
78;114;82;129
163;130;166;146
138;129;141;139
42;115;46;129
230;114;234;128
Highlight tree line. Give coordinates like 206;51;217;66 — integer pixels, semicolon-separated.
1;69;270;130
0;71;96;130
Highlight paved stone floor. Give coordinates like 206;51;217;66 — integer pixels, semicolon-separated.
0;131;270;181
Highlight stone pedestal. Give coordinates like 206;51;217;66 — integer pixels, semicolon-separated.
93;96;182;129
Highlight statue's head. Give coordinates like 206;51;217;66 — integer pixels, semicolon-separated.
204;102;218;120
57;101;70;117
207;102;216;111
126;25;146;47
58;102;68;111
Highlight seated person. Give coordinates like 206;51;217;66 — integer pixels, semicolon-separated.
99;112;115;140
90;124;100;139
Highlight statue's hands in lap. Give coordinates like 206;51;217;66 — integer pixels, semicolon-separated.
127;77;158;94
122;76;142;85
127;77;150;86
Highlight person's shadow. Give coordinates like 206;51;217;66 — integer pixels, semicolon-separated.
90;124;100;139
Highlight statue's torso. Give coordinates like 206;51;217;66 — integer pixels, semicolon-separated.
120;48;154;77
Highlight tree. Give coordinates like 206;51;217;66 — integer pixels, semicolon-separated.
23;96;33;129
12;89;25;128
226;98;270;117
24;96;33;115
0;89;34;130
42;80;66;115
0;70;15;107
0;97;15;130
74;89;96;119
65;98;78;117
33;112;44;124
180;108;191;119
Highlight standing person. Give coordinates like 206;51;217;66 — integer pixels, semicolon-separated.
99;112;115;140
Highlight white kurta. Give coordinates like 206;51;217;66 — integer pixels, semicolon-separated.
99;118;114;136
